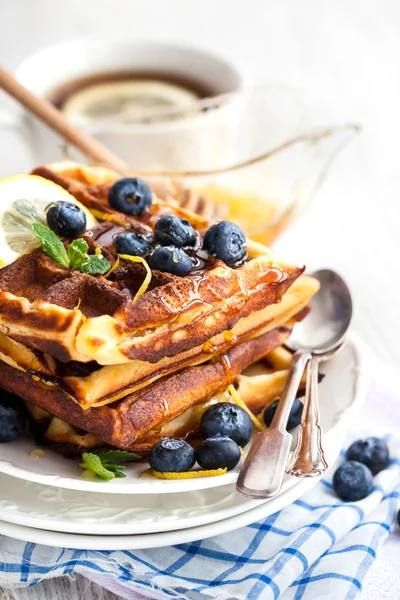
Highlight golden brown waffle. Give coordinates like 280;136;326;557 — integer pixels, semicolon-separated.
0;275;317;408
23;341;307;455
0;323;296;451
0;162;305;366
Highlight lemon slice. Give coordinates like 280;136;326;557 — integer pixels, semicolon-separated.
0;174;98;267
62;80;200;125
152;468;227;480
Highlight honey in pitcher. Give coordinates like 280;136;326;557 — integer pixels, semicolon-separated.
195;186;294;246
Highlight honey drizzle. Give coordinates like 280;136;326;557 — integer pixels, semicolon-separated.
83;219;288;321
220;353;233;381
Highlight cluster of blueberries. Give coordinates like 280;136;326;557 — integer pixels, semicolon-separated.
45;177;248;277
149;402;253;473
332;437;390;502
110;177;247;275
149;396;304;473
115;213;246;277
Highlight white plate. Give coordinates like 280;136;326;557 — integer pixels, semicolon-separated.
0;334;366;495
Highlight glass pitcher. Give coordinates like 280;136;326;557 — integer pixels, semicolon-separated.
69;85;359;245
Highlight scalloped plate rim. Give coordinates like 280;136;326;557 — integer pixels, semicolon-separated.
0;460;342;550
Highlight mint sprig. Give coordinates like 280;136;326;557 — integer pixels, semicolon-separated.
94;450;141;464
31;222;110;276
79;450;141;480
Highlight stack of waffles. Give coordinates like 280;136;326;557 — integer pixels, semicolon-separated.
0;162;319;455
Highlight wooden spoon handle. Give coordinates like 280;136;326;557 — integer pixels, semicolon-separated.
0;66;130;175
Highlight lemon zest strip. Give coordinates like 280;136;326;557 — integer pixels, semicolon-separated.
118;254;152;301
152;468;227;480
104;256;120;279
227;384;266;430
90;209;130;228
74;297;82;311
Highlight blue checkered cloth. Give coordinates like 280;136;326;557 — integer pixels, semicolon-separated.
0;430;399;600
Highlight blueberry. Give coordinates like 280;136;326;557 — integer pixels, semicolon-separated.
346;437;390;475
0;392;26;443
397;509;400;527
154;215;196;248
149;246;193;276
149;438;195;472
333;461;373;501
200;402;253;447
114;232;151;258
202;221;246;266
46;201;87;237
108;177;152;216
195;435;241;471
263;398;303;430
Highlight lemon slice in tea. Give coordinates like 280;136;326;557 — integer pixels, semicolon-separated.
62;80;200;125
0;174;98;267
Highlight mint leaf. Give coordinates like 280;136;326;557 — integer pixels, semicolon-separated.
102;464;126;477
102;463;126;472
31;221;110;276
68;238;89;270
95;450;141;464
79;453;115;481
31;222;69;268
78;254;110;275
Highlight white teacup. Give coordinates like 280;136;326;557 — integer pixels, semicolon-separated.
5;37;249;169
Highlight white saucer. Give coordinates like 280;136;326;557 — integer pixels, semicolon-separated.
0;335;366;496
0;475;264;535
0;473;327;550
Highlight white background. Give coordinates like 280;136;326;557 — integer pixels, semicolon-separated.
0;1;399;599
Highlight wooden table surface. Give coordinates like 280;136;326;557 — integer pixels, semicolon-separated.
0;1;399;598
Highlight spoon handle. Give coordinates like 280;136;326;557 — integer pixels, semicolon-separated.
286;355;328;477
236;349;311;499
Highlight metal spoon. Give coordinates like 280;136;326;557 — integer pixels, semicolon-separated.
236;268;352;499
286;341;346;477
285;269;352;477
